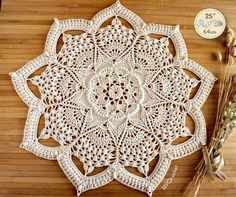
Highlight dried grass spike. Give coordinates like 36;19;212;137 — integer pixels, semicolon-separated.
226;33;233;47
226;26;235;37
231;47;236;57
215;51;223;62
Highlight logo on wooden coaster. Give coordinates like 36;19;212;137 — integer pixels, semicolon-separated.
194;8;226;39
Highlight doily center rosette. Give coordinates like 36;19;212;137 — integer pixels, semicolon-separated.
10;1;216;196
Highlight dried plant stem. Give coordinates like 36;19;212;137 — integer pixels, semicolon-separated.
185;26;236;197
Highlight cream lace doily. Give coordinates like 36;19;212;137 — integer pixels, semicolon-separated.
10;1;216;196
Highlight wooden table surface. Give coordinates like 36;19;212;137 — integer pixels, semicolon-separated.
0;0;236;196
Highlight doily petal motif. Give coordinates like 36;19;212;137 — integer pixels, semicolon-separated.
10;1;216;196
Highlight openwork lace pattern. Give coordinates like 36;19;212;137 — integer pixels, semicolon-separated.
10;1;216;196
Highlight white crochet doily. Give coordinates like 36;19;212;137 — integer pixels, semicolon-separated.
10;1;216;196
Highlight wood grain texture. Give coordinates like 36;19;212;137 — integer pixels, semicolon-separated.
0;0;236;196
